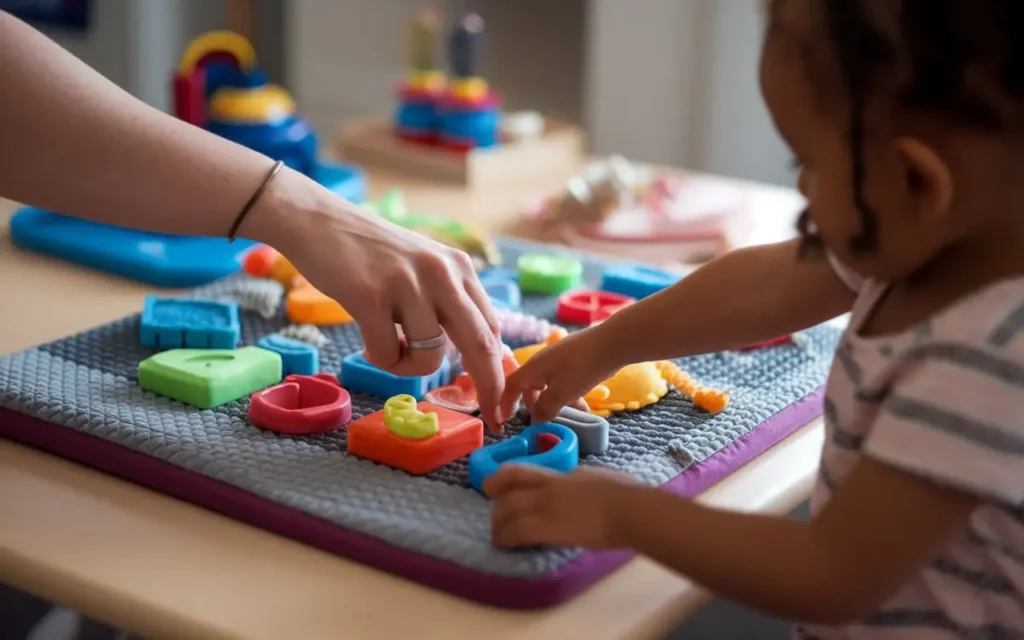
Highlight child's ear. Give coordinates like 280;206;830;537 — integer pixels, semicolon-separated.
895;137;954;219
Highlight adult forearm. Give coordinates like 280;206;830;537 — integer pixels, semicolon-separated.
0;12;313;245
599;239;852;366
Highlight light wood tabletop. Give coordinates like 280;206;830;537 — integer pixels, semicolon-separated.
0;170;820;640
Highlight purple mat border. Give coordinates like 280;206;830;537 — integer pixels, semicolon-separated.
0;387;824;609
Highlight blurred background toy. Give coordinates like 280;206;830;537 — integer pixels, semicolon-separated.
525;156;753;265
172;31;363;201
338;6;583;189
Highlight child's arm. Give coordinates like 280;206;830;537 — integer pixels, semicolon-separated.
502;240;854;422
599;239;853;363
487;458;977;625
0;12;508;428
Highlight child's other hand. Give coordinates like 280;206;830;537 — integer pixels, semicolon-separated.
485;464;639;549
500;326;621;424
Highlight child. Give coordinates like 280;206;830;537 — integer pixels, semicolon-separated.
489;0;1024;636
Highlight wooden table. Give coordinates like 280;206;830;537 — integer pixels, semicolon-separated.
0;171;820;640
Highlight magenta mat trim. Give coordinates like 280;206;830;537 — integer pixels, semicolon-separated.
0;388;823;609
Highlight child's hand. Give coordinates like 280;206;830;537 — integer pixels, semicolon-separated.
500;326;622;423
484;464;639;549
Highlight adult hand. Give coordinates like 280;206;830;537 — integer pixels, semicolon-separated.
264;177;506;429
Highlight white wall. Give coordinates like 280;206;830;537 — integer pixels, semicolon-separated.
584;0;793;186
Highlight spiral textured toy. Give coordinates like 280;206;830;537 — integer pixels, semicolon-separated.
494;308;566;346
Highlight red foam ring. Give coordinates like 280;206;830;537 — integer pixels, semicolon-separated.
535;432;562;454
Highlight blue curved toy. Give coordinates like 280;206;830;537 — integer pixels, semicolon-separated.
257;333;319;376
468;423;579;494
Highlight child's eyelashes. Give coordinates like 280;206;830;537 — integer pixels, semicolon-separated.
788;156;805;173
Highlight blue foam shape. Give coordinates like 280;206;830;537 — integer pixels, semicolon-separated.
257;334;319;376
600;264;683;299
139;295;240;350
8;163;362;289
478;267;518;285
468;424;580;494
484;280;521;310
341;351;452;401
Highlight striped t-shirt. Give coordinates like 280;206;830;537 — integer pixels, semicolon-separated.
797;258;1024;639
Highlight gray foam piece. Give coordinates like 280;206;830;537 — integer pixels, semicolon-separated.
552;406;610;455
0;238;841;579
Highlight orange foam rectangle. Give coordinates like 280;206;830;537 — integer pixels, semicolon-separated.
347;402;484;475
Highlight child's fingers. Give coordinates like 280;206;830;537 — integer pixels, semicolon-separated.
500;363;548;419
530;380;582;424
490;487;540;534
484;464;554;497
492;512;549;548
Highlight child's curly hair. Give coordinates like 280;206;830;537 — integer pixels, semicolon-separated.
794;0;1024;256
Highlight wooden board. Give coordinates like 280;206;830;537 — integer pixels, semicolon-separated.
336;118;585;189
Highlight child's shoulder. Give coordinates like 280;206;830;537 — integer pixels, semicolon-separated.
921;275;1024;354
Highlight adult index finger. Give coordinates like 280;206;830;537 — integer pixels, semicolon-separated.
438;289;505;430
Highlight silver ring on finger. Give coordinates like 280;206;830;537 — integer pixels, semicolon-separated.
405;334;446;350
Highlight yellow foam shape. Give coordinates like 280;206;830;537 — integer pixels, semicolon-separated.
584;362;669;418
583;360;731;418
178;31;256;75
286;280;353;326
209;85;296;123
384;394;439;440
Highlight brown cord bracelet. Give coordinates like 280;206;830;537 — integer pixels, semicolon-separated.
227;160;284;242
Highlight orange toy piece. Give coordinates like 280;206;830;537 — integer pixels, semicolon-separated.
242;244;302;287
512;328;567;365
270;254;300;287
655;361;730;414
347;401;484;475
286;278;354;325
243;245;279;277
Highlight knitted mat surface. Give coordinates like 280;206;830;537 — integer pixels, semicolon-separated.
0;238;841;608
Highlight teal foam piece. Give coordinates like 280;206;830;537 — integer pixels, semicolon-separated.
139;296;240;350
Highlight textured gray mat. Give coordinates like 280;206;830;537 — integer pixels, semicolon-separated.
0;239;840;578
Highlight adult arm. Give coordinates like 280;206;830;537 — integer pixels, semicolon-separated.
0;12;506;427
